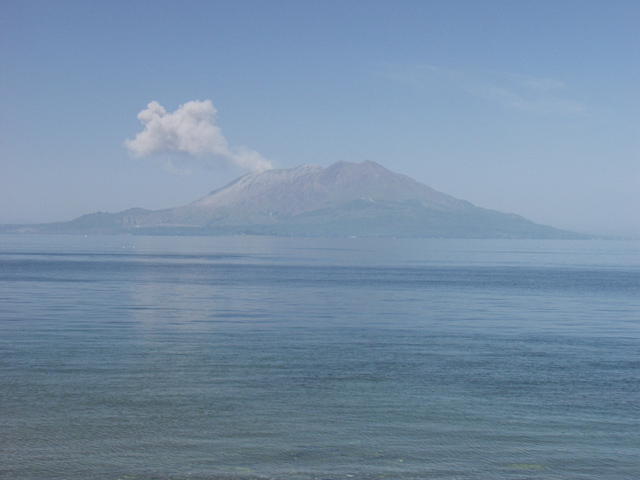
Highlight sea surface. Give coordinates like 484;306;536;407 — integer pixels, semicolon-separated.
0;235;638;480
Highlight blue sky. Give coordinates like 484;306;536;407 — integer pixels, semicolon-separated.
1;0;638;236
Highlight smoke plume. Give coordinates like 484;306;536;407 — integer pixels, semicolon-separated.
124;100;273;173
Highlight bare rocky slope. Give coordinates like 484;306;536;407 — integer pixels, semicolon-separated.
2;161;588;238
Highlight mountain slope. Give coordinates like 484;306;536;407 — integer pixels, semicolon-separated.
1;161;588;238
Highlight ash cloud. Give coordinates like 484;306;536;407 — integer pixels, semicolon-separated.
125;100;273;173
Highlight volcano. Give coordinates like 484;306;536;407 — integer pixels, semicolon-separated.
3;161;587;238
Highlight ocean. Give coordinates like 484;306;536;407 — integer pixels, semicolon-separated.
1;235;638;480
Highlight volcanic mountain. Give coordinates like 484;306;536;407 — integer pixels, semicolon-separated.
4;161;586;238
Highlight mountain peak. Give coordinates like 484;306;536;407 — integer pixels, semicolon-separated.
190;160;461;216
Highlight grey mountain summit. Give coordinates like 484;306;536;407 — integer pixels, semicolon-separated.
3;161;586;238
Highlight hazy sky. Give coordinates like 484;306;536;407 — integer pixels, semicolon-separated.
1;1;638;236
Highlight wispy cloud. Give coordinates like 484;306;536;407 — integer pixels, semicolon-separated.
380;64;587;115
125;100;273;173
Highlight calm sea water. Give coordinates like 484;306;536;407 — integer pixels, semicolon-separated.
1;235;638;480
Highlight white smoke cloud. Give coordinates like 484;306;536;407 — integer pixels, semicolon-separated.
124;100;273;173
